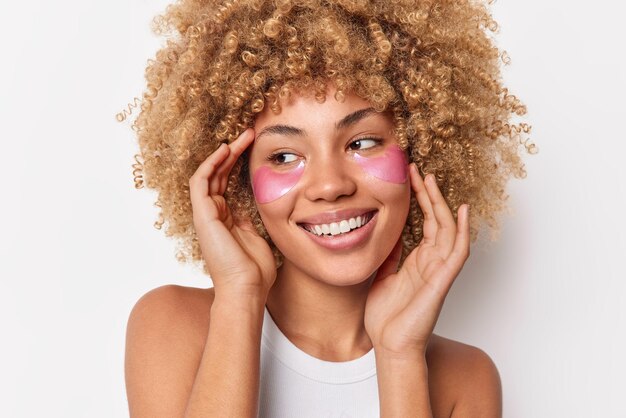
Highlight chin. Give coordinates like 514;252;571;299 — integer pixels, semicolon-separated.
286;255;380;287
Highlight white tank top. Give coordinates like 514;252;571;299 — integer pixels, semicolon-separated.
259;305;380;418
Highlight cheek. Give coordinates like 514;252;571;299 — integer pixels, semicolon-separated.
354;145;408;184
251;161;305;204
255;191;296;248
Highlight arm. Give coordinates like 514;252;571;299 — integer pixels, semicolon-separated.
181;126;274;415
183;293;265;417
126;124;275;418
124;285;266;418
375;343;502;418
364;166;472;417
375;350;433;417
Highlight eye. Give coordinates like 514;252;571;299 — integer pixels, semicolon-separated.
348;137;381;151
267;152;299;165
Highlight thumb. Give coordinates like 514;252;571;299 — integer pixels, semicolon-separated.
372;237;403;283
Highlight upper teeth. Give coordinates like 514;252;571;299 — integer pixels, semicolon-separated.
303;214;370;236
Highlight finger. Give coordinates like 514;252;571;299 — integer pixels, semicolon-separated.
423;170;456;257
444;204;470;279
409;164;437;246
190;143;230;207
430;204;470;295
230;128;256;156
214;128;256;194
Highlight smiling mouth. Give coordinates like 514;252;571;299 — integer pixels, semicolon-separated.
297;210;377;237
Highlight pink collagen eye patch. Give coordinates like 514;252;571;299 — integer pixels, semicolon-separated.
353;144;408;183
252;160;305;204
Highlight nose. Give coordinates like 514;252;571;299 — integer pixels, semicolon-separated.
302;154;357;202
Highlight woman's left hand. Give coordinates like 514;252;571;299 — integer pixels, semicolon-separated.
364;163;471;358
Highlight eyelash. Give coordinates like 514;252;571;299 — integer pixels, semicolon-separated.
348;137;382;151
266;137;383;165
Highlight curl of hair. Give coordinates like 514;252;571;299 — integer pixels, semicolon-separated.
126;0;536;270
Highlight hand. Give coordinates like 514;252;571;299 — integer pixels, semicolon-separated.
189;128;276;299
364;163;470;357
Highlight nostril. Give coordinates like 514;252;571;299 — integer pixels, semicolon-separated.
302;171;358;202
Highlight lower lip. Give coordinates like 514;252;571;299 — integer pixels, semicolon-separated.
299;211;378;251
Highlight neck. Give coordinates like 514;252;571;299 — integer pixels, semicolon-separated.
265;260;375;362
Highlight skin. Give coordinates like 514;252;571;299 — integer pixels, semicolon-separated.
125;86;502;417
248;90;412;359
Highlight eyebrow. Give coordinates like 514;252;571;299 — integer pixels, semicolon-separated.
255;107;377;141
335;107;377;130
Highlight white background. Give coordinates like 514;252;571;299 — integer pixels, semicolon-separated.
1;0;624;417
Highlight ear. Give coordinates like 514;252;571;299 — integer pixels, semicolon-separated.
372;236;403;282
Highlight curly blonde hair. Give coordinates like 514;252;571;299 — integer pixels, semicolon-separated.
124;0;535;272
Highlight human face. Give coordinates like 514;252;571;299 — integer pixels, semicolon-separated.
248;88;411;286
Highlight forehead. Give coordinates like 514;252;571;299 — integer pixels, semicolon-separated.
254;88;377;129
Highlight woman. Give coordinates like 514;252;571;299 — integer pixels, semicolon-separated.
124;0;531;416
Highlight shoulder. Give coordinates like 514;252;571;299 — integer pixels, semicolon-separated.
128;284;215;328
125;285;215;417
426;334;502;418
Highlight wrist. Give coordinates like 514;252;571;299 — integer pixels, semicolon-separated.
211;289;267;316
373;342;428;362
375;347;427;366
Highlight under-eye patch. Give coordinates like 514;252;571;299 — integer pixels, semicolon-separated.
353;145;408;184
252;160;305;204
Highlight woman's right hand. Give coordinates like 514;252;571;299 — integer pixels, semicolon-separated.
189;128;276;300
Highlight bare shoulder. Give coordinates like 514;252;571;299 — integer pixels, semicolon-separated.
426;333;502;418
125;285;215;418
